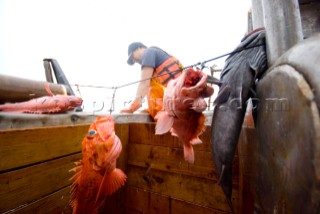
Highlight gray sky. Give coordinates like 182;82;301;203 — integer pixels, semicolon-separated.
0;0;251;112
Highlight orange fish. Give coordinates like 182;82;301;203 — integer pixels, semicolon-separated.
69;116;127;214
155;68;214;164
0;83;82;113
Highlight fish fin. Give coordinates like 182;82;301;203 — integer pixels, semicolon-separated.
218;164;233;207
44;82;55;96
214;85;231;105
202;85;215;97
226;196;235;214
190;137;202;145
206;75;222;86
155;111;174;135
69;161;83;209
217;164;226;185
183;144;194;164
95;168;127;204
170;129;179;137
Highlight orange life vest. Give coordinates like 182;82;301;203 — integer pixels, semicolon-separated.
147;56;184;120
152;56;183;87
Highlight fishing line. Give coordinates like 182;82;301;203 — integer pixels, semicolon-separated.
108;87;118;115
70;43;265;90
72;43;265;114
113;43;266;89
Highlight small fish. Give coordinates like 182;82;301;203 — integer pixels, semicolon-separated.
211;28;267;209
155;68;214;164
69;115;127;214
0;83;82;113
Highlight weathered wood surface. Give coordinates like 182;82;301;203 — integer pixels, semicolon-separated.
0;115;242;214
240;34;320;213
0;120;129;214
0;112;153;130
126;123;240;213
4;186;72;214
0;74;69;103
0;153;81;213
300;1;320;38
0;124;88;172
125;186;230;214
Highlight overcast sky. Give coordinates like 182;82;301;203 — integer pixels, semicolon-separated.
0;0;251;112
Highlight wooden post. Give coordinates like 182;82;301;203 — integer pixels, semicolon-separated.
261;0;303;66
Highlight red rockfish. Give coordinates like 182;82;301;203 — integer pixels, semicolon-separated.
0;83;82;113
70;116;127;214
155;68;214;164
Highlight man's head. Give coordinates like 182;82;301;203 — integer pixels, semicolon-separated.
127;42;147;65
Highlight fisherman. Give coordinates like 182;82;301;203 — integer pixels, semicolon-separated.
120;42;184;120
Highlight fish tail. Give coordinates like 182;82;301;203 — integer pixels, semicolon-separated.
95;168;127;204
183;144;194;164
218;164;233;205
217;164;226;185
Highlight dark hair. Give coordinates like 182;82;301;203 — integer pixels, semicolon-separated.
127;42;147;65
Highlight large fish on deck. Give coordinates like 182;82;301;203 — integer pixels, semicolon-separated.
210;28;267;207
155;68;214;164
69;116;127;214
0;83;82;113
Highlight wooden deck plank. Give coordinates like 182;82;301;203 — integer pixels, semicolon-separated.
127;143;216;180
0;153;81;213
129;123;212;151
4;186;72;214
126;186;171;214
125;186;149;213
126;165;238;212
171;199;230;214
0;124;88;172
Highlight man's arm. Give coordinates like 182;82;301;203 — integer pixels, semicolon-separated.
120;66;154;113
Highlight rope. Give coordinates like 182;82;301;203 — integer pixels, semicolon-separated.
72;43;265;113
71;43;265;90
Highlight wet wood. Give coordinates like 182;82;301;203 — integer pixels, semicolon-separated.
255;65;320;213
171;199;229;214
0;153;81;213
128;143;216;180
0;124;88;172
129;123;213;151
125;186;229;214
0;74;70;103
239;35;320;213
126;165;238;212
126;122;240;213
4;187;72;214
0;119;240;214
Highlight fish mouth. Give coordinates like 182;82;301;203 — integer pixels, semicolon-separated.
70;97;83;106
184;69;203;86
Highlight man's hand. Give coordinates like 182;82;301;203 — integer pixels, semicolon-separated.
119;99;141;114
120;107;134;114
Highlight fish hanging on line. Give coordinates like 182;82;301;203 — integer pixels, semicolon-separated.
210;28;267;210
155;68;214;164
69;115;127;214
0;83;83;113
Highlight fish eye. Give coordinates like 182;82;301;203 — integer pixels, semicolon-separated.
87;130;97;138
